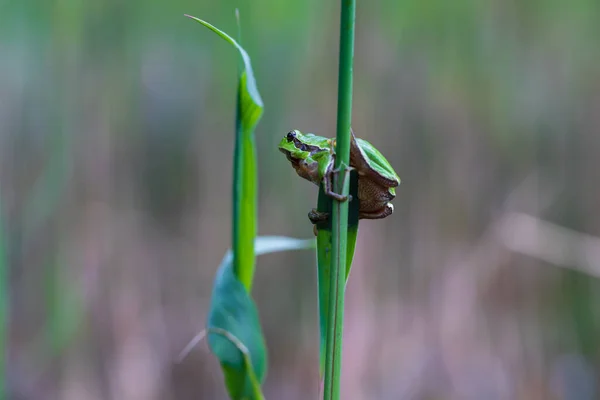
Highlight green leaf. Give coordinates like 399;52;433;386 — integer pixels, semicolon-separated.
209;328;264;400
207;236;314;400
184;15;263;126
315;171;359;376
185;15;311;399
185;14;264;292
253;235;315;255
207;256;265;399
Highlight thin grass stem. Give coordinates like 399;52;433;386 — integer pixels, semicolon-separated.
322;0;356;398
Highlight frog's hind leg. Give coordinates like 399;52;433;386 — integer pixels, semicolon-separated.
359;203;394;220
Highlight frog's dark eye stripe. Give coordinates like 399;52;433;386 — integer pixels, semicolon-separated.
291;137;306;151
286;131;296;141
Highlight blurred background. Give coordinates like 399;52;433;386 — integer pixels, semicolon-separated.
2;0;600;399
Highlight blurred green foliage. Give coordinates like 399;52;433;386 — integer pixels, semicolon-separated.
1;0;600;398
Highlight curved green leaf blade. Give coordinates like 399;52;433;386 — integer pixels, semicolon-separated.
315;171;359;376
209;328;264;400
254;235;315;255
208;256;265;399
207;236;314;400
186;14;264;291
184;14;263;127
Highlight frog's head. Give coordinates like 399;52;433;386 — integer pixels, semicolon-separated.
278;130;333;184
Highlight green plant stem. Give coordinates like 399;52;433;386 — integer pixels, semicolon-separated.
323;0;356;398
232;18;249;288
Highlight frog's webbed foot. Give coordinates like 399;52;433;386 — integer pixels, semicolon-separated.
308;208;329;224
308;208;329;236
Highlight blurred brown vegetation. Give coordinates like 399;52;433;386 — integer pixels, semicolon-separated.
1;0;600;399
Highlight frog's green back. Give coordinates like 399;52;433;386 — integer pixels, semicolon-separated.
355;137;400;184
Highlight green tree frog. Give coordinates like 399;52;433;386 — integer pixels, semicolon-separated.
278;129;400;224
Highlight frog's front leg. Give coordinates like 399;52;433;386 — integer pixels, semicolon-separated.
322;168;353;202
322;174;347;202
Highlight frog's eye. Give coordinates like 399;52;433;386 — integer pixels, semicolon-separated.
286;131;296;141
